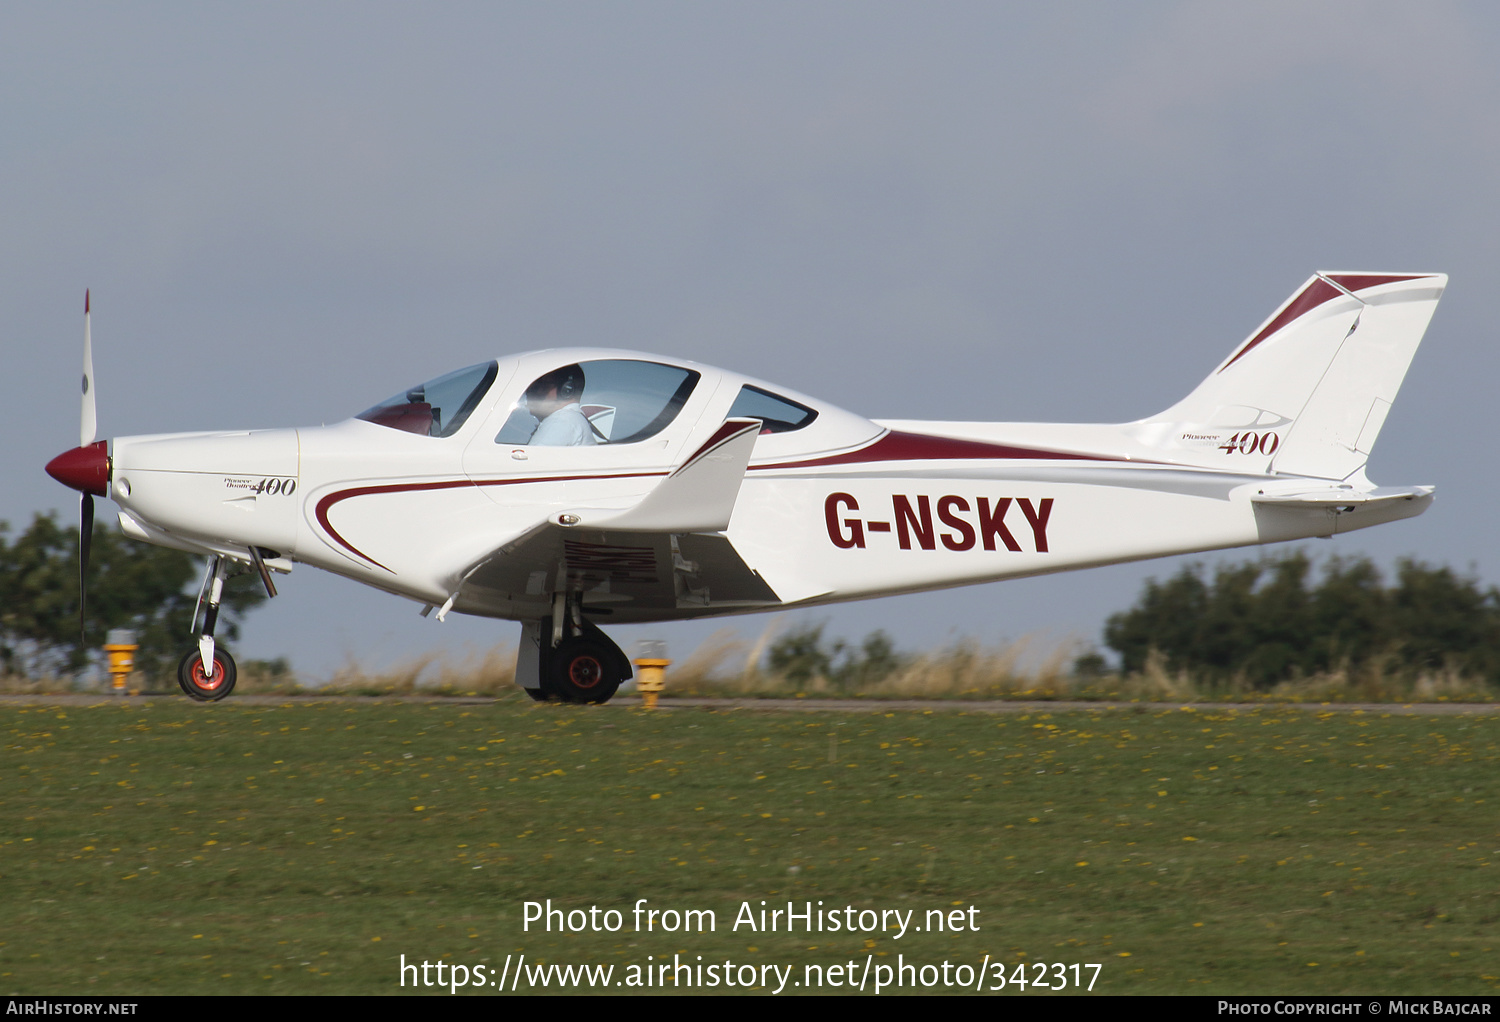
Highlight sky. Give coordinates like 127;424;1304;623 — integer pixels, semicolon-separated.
5;2;1499;681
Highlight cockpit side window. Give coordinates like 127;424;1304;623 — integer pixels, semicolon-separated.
357;361;499;438
727;384;818;433
496;360;701;446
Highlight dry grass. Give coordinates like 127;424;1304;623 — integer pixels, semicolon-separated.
667;626;1090;699
0;644;520;698
1081;650;1497;704
659;627;1497;703
5;632;1496;702
0;673;77;695
314;644;517;696
232;644;522;697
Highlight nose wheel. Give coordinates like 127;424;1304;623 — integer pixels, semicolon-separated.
178;647;237;701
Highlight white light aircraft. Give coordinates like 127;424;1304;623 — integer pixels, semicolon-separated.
47;272;1445;703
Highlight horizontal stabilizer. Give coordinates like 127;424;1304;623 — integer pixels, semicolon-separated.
1251;483;1434;537
1251;484;1434;509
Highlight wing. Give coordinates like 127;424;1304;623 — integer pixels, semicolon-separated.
459;526;782;618
450;419;787;620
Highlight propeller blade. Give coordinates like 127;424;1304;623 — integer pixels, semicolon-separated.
81;290;96;448
80;491;94;648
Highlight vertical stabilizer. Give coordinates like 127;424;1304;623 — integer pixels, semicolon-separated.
1130;273;1445;479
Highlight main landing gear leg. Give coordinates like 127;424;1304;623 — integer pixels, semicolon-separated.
178;556;237;701
518;595;632;705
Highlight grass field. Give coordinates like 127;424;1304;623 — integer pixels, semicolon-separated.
1;696;1496;995
19;626;1500;704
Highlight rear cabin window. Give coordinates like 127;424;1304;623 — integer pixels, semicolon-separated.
727;384;818;433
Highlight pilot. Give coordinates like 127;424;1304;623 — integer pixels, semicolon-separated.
524;364;596;446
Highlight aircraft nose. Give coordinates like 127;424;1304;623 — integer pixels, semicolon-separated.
46;440;110;496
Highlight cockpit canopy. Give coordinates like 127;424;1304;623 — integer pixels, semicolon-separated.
353;349;878;456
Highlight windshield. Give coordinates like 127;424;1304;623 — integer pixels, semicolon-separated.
357;361;499;438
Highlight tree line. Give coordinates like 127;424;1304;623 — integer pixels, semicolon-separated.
1102;551;1500;688
766;551;1500;693
0;512;265;682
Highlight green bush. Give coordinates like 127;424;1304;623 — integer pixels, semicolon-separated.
1103;551;1500;689
765;623;904;692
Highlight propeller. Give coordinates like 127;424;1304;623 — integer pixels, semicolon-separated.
79;290;95;647
82;289;96;448
79;489;93;646
44;290;110;649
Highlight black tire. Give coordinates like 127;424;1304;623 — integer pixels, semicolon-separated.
548;638;622;704
177;647;237;702
523;685;553;702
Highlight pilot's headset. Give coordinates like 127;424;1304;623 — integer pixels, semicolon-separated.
525;364;586;407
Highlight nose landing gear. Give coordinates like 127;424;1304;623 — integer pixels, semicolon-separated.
175;550;282;701
176;555;250;702
178;556;236;701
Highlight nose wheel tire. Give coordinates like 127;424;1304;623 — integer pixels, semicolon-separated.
549;638;622;703
177;648;237;702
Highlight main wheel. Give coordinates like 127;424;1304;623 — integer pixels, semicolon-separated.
548;638;622;704
178;648;237;702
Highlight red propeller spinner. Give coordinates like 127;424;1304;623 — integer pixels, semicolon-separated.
46;440;109;495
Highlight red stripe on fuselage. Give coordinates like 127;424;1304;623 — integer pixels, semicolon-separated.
314;471;667;571
751;431;1126;471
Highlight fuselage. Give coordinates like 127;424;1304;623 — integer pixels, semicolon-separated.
102;347;1429;626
